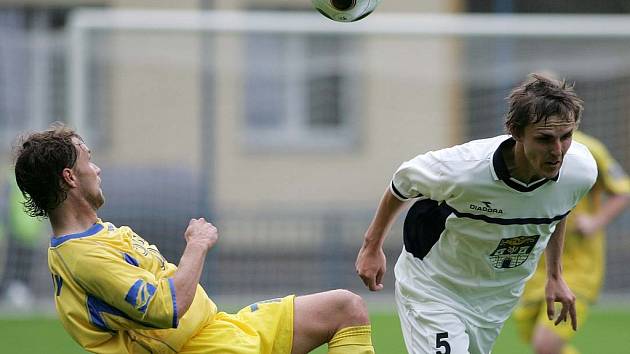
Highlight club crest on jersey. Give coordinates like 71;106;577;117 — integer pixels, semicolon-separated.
488;235;540;269
131;233;167;270
469;201;503;214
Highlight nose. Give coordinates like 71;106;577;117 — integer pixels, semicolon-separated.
550;139;562;158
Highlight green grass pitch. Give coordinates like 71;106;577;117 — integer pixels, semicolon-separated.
1;306;628;353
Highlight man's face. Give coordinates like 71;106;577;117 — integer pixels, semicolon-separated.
71;137;104;211
516;115;576;180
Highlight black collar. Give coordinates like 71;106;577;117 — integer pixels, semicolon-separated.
492;137;558;192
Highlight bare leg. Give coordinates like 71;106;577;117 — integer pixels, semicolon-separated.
532;325;566;354
291;289;370;354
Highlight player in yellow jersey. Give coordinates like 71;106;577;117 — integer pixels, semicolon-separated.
513;130;630;354
13;124;375;354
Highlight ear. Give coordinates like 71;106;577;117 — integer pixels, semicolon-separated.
62;168;78;188
511;129;523;142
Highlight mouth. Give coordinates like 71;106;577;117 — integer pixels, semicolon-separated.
545;161;561;169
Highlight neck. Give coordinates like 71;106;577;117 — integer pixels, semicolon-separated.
504;141;541;183
49;198;99;237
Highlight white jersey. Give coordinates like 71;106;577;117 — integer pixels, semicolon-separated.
392;135;597;326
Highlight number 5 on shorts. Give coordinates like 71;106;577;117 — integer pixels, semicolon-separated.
435;332;451;354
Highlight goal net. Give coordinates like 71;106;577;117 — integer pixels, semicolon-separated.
2;9;630;307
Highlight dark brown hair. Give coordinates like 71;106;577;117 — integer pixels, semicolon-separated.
505;73;583;137
13;123;82;218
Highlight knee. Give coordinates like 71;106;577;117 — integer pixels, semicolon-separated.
533;343;550;354
532;338;560;354
330;289;370;326
531;326;564;354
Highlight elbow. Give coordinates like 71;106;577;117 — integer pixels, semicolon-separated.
175;289;199;321
176;300;191;321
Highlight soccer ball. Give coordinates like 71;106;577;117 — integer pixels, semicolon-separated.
312;0;382;23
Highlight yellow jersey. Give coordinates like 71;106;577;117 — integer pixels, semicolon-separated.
48;220;217;353
521;131;630;302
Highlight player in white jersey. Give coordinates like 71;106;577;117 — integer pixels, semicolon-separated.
356;73;597;354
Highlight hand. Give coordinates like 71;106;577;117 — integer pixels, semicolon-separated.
573;214;600;238
545;276;578;331
184;218;218;252
355;242;386;291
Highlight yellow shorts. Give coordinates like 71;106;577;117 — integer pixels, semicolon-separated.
513;297;589;342
179;295;294;354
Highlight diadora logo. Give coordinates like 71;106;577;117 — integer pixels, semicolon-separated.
469;200;504;214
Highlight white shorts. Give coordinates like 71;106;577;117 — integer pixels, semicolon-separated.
395;281;502;354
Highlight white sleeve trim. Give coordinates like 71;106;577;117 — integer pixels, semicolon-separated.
390;180;410;201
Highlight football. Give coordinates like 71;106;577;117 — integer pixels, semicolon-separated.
312;0;382;23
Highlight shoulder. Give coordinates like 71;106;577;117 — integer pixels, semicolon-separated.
567;139;596;165
397;135;504;177
420;135;506;163
563;140;597;184
574;131;624;172
573;131;609;160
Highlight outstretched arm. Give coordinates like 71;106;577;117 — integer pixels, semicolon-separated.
356;188;408;291
173;218;218;318
574;193;630;236
544;218;577;330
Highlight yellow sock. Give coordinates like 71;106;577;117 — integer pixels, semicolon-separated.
328;325;375;354
561;344;579;354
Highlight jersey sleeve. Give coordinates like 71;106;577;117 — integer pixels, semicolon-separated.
589;140;630;195
571;142;599;204
71;244;178;330
391;151;446;202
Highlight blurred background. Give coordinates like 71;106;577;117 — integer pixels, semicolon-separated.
1;0;630;353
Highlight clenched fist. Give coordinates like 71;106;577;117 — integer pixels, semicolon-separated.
184;218;218;252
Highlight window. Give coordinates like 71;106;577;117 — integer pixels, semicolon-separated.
243;32;360;151
0;7;70;143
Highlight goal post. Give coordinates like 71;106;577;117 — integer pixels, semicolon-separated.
69;9;630;36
